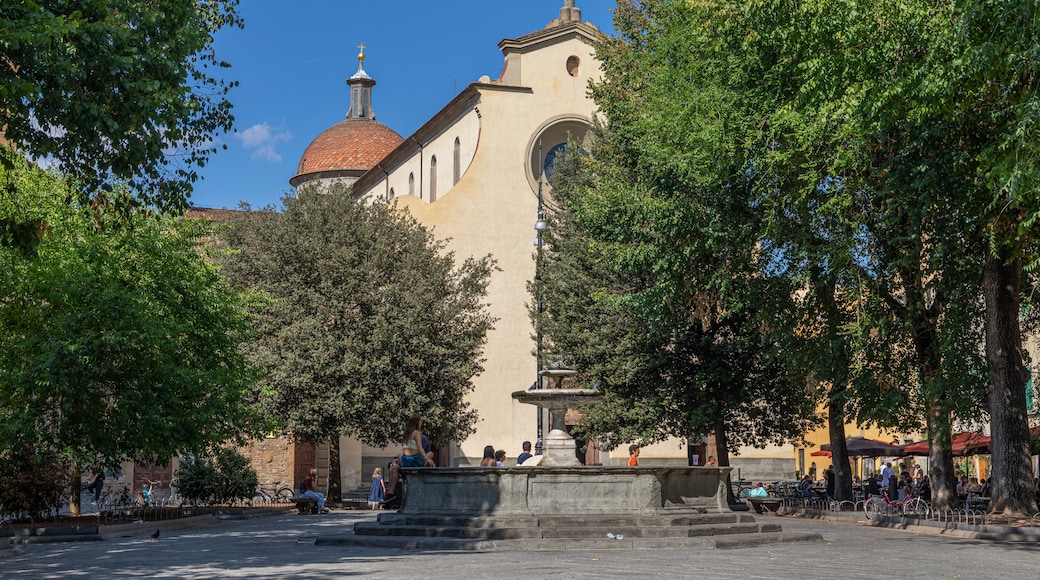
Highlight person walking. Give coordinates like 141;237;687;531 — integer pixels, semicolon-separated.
495;450;506;467
85;470;106;503
880;462;895;488
368;467;385;510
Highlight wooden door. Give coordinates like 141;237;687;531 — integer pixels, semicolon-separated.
134;460;174;499
293;442;316;490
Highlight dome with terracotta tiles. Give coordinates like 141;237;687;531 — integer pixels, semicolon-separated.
292;118;402;183
290;48;403;189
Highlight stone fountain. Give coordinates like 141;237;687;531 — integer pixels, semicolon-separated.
511;367;600;466
322;369;819;550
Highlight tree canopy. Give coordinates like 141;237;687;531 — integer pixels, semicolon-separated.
536;0;823;463
216;193;496;449
0;155;265;472
0;0;241;210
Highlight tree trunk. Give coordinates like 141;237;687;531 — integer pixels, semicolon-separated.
69;466;82;517
827;394;852;502
327;438;342;507
983;245;1037;514
712;422;737;505
925;404;957;510
910;304;957;510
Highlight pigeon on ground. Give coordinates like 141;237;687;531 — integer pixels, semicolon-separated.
149;529;160;540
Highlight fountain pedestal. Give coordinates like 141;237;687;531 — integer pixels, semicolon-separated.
511;386;602;467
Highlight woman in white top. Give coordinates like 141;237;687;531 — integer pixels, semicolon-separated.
400;413;434;468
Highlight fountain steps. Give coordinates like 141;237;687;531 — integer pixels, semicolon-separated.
372;510;757;529
318;519;820;551
353;521;779;539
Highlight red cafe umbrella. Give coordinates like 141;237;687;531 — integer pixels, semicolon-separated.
902;432;991;456
810;449;832;457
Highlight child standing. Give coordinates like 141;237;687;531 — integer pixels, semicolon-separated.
368;467;385;510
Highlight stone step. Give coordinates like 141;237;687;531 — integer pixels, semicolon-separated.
317;530;824;551
354;521;779;540
373;511;753;529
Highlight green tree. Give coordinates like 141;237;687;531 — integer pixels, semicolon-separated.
217;192;495;499
0;156;265;515
0;0;241;211
732;0;991;508
759;0;1038;512
173;448;258;506
536;0;821;480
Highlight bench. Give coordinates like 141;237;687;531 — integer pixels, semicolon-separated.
745;497;782;514
293;496;318;515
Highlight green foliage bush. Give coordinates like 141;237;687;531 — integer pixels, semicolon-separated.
173;448;258;506
0;448;70;520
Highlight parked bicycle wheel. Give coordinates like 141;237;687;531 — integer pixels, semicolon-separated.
862;496;885;520
902;497;928;518
275;487;295;503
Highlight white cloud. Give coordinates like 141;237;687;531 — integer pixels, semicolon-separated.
236;123;292;163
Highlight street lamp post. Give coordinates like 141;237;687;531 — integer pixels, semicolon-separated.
534;140;548;454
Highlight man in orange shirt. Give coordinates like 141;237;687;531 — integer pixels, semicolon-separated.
628;444;640;466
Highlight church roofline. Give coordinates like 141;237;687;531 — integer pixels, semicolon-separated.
351;82;532;197
498;21;602;54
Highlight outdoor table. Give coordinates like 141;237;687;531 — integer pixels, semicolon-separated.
967;494;991;511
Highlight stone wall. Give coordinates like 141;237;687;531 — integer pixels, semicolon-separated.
729;457;795;483
238;437;294;490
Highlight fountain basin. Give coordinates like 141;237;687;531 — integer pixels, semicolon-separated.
511;388;603;409
397;466;731;516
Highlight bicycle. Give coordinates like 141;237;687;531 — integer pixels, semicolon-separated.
863;490;928;519
253;481;294;505
136;479;162;507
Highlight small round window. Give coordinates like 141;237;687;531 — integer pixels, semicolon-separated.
566;56;580;77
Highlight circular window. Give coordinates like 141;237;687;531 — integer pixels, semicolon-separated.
527;117;591;190
566;56;580;77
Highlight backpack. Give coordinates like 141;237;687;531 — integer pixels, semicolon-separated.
299;481;307;495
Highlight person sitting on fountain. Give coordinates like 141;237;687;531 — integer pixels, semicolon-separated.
480;445;497;466
495;450;506;466
401;413;435;469
517;441;533;465
628;444;640;466
381;456;403;508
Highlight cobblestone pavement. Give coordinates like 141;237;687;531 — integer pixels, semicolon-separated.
4;510;1039;579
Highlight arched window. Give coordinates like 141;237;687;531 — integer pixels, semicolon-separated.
430;156;438;202
453;138;461;185
408;173;415;197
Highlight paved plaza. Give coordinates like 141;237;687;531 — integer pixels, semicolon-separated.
3;510;1040;579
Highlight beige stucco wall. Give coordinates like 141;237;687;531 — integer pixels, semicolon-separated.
394;110;479;202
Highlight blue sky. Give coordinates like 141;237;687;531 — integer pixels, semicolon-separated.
189;1;618;210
